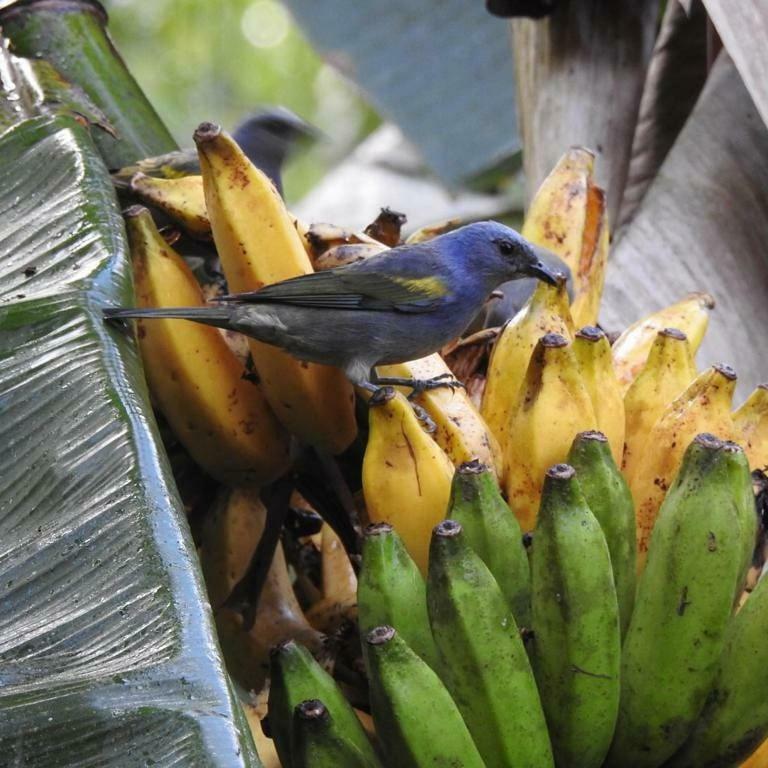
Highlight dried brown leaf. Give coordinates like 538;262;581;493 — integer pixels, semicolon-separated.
602;53;768;396
511;0;658;222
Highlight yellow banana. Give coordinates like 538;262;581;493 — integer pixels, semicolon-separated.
521;146;609;327
573;326;625;465
201;487;324;691
199;486;266;609
481;275;574;457
362;387;455;573
128;169;313;257
124;205;290;487
631;364;738;571
242;698;281;768
504;332;597;532
194;123;357;453
741;736;768;768
734;384;768;472
378;354;503;480
623;328;697;482
305;523;358;633
612;292;714;393
129;172;210;238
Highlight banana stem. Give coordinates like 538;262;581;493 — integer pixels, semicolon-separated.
223;475;293;630
295;449;362;560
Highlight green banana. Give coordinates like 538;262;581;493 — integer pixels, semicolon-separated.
447;459;532;628
567;430;636;638
530;463;620;768
427;520;554;768
666;570;768;768
357;522;439;668
362;625;485;768
268;640;377;768
605;434;749;768
291;700;383;768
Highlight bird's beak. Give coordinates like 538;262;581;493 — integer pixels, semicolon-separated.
527;259;559;286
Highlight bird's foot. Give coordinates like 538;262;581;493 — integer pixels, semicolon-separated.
410;403;437;433
366;386;437;432
408;373;465;399
370;373;465;399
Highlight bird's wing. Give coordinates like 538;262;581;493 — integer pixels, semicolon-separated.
218;256;450;313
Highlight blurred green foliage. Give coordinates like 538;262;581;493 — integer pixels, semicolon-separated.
102;0;379;202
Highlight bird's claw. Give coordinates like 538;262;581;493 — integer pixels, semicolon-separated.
410;403;437;433
407;374;465;399
368;373;465;399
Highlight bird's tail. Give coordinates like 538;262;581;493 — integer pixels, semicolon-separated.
103;305;234;330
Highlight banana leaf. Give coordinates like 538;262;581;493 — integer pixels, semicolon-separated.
0;65;259;768
511;0;659;223
601;52;768;398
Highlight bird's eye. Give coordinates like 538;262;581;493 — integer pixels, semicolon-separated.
497;239;515;256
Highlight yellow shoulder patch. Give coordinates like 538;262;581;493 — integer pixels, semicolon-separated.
390;275;449;297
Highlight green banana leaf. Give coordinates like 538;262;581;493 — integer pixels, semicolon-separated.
1;0;177;168
0;61;259;768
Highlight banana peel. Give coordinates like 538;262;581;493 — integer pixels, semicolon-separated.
622;328;697;482
573;326;625;466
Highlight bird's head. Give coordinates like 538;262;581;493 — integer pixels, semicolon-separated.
459;221;560;286
233;106;318;154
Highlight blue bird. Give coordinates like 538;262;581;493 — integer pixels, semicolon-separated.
103;221;558;392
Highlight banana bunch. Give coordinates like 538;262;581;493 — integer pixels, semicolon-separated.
266;432;763;768
256;147;765;766
115;129;768;767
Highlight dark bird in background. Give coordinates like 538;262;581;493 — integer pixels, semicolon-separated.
104;221;558;392
111;106;316;196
